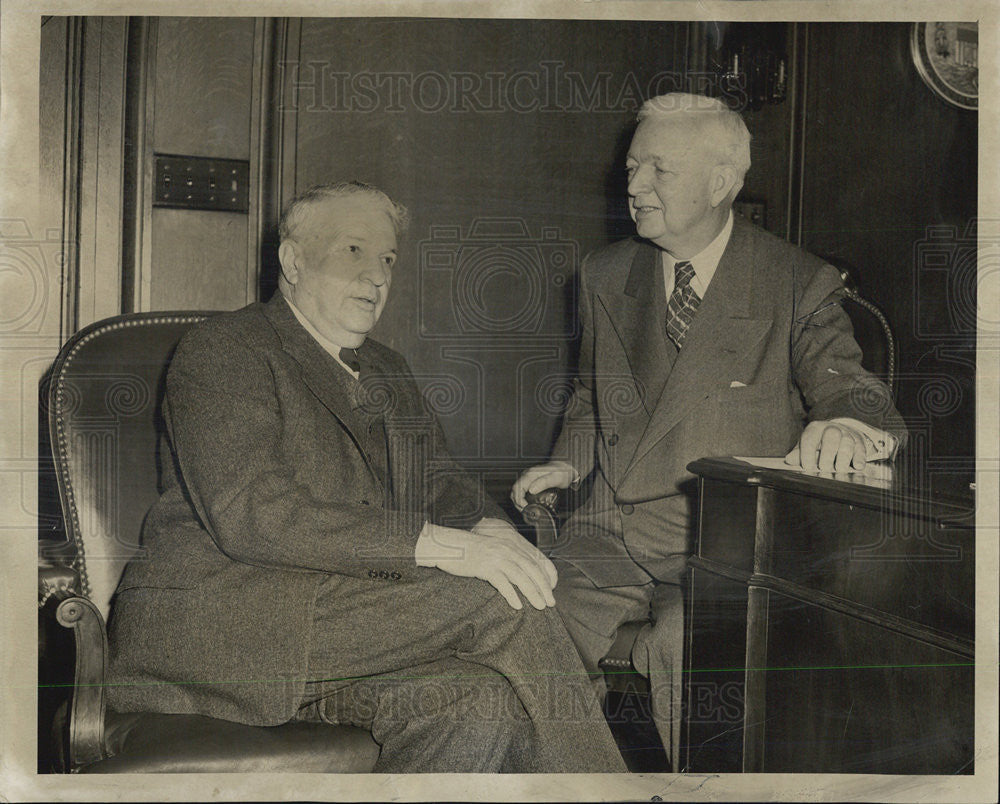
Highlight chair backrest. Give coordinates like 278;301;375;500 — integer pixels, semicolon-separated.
48;312;217;622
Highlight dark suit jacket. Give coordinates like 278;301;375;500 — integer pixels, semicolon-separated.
551;215;907;587
107;294;506;725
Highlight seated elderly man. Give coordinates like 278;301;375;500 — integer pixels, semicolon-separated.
107;181;626;773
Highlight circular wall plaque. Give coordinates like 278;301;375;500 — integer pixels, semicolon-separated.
911;22;978;110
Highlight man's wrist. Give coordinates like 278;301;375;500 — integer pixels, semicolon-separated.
549;460;582;489
829;417;899;461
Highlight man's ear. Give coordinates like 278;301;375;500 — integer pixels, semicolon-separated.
709;165;741;208
277;240;300;285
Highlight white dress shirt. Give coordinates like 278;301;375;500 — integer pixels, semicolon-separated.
283;293;360;380
661;210;734;301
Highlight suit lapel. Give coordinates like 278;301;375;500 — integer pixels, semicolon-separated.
624;217;773;475
264;296;358;422
263;295;385;489
595;240;672;417
355;342;424;511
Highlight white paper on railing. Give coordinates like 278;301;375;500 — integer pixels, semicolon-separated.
733;456;893;482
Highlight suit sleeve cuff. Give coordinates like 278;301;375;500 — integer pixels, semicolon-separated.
569;466;583;490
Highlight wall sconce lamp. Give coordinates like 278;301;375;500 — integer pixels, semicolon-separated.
712;23;789;110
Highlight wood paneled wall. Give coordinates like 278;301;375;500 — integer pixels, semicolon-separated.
146;17;261;312
288;18;689;479
40;17;977;487
687;21;977;468
797;23;977;466
40;17;274;320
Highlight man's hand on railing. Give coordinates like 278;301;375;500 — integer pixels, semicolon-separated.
510;461;579;511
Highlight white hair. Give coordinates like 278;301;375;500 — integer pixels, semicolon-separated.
637;93;752;177
278;181;409;243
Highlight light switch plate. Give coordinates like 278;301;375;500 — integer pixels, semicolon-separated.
153;154;250;212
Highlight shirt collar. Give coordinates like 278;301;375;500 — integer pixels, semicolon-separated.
661;210;734;298
282;292;360;378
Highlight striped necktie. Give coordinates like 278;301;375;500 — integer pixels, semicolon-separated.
665;260;700;350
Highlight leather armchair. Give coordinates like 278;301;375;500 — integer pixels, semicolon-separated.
39;312;379;773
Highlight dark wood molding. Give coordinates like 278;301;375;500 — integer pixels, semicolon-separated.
279;18;302;211
691;554;974;659
247;19;271;304
741;586;769;772
59;17;83;343
120;17;157;314
786;22;809;246
257;18;301;301
685;21;710;85
252;18;294;303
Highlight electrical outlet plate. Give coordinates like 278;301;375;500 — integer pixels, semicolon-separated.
153;154;250;212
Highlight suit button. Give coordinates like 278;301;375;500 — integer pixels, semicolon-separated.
621;503;634;515
607;434;619;446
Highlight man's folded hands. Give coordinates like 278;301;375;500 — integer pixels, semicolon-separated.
415;518;558;611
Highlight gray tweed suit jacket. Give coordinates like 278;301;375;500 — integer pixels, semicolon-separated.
550;215;907;588
107;294;506;725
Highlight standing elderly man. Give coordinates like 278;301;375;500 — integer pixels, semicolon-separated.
512;93;906;767
108;181;626;773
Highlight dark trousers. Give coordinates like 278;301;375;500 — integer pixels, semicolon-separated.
551;558;685;770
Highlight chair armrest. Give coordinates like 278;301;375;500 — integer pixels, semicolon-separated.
39;540;80;608
841;286;897;393
54;596;109;768
38;540;108;769
521;488;566;554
